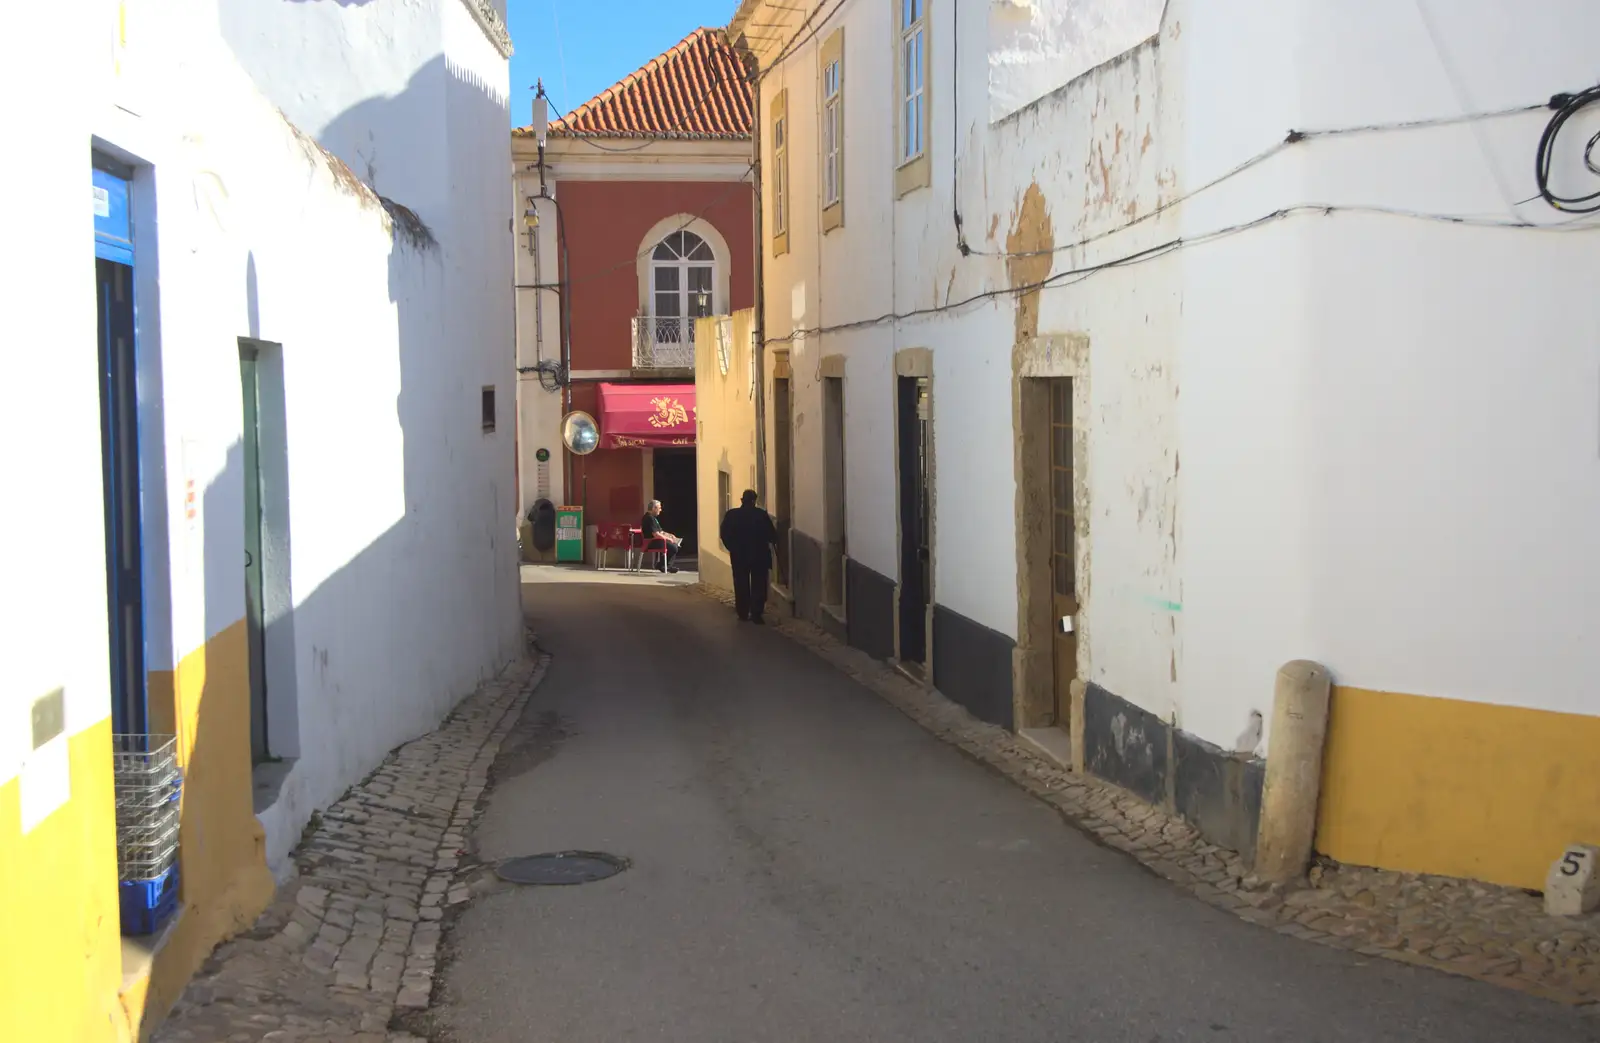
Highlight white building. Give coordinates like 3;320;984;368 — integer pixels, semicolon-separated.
3;1;519;1037
729;0;1600;892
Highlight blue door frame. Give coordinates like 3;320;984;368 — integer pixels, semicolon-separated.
94;161;148;736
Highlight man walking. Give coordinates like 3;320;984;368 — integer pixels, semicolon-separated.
720;489;777;624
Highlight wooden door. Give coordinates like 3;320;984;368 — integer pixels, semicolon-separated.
1049;378;1078;728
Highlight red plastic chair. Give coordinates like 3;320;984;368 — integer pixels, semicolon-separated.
629;528;669;572
594;522;632;570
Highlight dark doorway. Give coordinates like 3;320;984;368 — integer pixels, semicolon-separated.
822;375;846;609
897;375;931;668
95;161;146;736
652;448;698;555
772;373;793;588
240;344;269;764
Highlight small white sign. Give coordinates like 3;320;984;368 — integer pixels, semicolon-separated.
1545;843;1600;916
93;185;111;218
1060;616;1074;634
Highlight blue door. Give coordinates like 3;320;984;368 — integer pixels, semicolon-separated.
95;162;147;735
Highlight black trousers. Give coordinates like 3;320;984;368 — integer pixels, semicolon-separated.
732;561;770;620
649;538;680;572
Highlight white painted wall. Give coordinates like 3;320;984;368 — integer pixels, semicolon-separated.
1289;0;1600;724
749;0;1600;752
217;0;447;209
36;0;524;874
987;0;1163;123
0;2;110;807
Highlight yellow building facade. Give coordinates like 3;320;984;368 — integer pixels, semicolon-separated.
694;310;763;594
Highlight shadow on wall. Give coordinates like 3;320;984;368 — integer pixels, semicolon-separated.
245;54;520;872
142;439;274;1028
143;44;519;1030
245;253;302;798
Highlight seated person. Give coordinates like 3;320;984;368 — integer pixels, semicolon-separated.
640;499;681;573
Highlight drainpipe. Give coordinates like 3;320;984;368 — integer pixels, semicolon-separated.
742;42;769;508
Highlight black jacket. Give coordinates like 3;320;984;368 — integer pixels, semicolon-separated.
720;504;777;567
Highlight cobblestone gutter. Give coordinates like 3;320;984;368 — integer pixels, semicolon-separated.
691;585;1600;1008
152;641;549;1043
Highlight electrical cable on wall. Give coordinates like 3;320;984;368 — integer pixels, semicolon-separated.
763;198;1600;348
516;161;573;391
513;163;756;388
515;163;755;294
976;100;1553;260
1536;85;1600;214
950;0;970;256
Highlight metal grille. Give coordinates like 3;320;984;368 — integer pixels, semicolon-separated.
496;851;630;885
112;734;181;882
632;316;697;369
1049;379;1075;598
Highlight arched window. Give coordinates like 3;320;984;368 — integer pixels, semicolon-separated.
650;230;715;343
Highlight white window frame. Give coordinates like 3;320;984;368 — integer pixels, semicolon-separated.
823;58;842;207
649;231;716;344
900;0;925;166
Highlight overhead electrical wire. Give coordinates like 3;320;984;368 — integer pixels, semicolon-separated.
973;99;1553;260
750;0;847;83
541;49;747;155
516;162;755;295
764;199;1600;348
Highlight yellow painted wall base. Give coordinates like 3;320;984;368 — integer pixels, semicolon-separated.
0;717;129;1043
138;619;276;1038
700;550;733;594
1317;685;1600;891
0;619;275;1042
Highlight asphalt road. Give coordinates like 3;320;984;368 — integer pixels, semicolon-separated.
434;572;1597;1043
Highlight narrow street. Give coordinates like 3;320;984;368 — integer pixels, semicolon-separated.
430;572;1596;1043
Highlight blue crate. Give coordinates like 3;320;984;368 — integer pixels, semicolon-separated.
119;863;180;937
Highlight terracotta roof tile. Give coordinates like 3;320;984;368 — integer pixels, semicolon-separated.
516;28;752;140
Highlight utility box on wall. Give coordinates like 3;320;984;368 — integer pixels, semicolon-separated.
555;506;584;562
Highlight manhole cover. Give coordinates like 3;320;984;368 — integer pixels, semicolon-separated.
495;851;630;886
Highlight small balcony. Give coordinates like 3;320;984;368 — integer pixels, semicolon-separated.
631;315;698;372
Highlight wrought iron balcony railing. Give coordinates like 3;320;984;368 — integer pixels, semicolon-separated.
631;315;698;370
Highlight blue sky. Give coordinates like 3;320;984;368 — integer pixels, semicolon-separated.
507;0;740;127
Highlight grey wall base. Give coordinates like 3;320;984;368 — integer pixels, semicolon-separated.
932;605;1015;730
845;558;895;661
1084;683;1265;862
790;529;823;624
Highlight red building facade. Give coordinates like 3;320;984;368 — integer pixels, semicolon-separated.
513;29;754;560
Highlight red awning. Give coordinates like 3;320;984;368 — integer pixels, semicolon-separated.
596;383;697;449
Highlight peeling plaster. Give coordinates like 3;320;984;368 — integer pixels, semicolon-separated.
1005;183;1054;346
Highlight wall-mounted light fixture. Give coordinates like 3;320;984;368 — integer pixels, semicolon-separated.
523;196;540;257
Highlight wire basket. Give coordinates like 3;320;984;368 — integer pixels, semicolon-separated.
112;734;181;882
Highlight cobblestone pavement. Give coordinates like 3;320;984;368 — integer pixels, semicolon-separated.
693;585;1600;1009
152;644;549;1043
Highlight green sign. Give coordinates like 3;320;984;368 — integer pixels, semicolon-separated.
555;506;584;562
535;447;550;463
